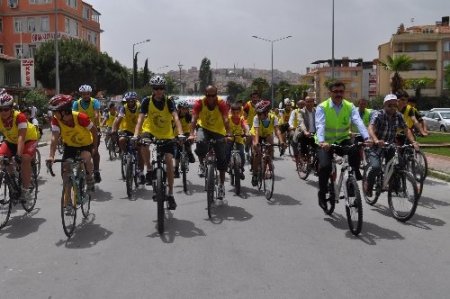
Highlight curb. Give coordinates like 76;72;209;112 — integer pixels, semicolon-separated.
428;169;450;183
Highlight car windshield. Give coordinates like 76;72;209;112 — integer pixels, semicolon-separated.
440;112;450;119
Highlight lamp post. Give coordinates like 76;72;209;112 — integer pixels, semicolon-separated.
178;62;183;94
331;0;335;79
54;0;60;94
132;38;150;90
252;35;292;107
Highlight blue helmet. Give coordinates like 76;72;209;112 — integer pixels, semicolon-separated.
124;91;138;100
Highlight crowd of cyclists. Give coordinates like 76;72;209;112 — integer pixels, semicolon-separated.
0;76;432;235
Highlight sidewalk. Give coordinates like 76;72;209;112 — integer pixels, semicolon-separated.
425;152;450;181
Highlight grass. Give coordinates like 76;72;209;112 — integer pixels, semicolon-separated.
422;147;450;158
417;132;450;144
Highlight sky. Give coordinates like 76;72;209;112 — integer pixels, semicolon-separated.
88;0;450;74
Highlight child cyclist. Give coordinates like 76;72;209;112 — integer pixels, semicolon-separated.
174;100;195;178
226;102;249;179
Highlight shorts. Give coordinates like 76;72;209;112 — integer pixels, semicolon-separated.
63;144;93;160
141;133;175;156
0;140;37;157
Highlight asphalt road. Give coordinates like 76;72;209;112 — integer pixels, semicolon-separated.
1;143;450;299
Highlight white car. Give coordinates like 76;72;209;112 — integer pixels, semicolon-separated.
423;110;450;132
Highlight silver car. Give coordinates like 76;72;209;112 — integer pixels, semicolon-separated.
423;110;450;132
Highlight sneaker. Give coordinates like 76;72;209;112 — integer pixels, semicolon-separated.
174;168;180;179
167;195;177;210
94;171;102;183
20;187;32;204
251;175;258;187
188;151;196;163
140;174;146;185
217;185;225;199
64;203;75;216
86;175;95;192
145;171;153;185
198;164;206;177
318;191;327;210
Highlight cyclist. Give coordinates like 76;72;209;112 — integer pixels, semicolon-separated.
243;90;261;159
134;75;184;210
0;93;38;203
316;81;370;210
296;96;317;162
72;84;102;183
396;90;427;140
47;94;98;192
189;85;230;199
174;100;195;178
250;100;285;186
289;99;306;161
365;94;419;196
227;102;249;179
22;106;43;140
278;98;293;155
101;103;117;148
407;96;428;136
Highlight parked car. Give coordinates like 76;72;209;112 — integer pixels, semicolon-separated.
423;110;450;132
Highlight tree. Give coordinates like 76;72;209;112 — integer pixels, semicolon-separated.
226;81;245;99
445;64;450;90
251;77;269;97
35;39;129;95
405;77;435;99
133;52;139;88
379;54;414;93
142;58;150;87
199;57;213;92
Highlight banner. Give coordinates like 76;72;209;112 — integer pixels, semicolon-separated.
21;58;35;88
31;32;72;43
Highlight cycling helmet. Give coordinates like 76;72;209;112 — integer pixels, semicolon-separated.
48;94;73;111
177;100;189;109
255;100;271;113
124;91;138;100
284;98;292;106
149;75;166;87
0;93;14;107
79;84;92;93
0;88;6;95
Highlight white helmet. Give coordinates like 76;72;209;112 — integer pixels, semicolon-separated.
284;98;291;106
79;84;92;93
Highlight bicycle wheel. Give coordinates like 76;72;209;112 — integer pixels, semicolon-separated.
0;173;12;229
257;155;264;191
263;159;274;200
387;170;419;222
120;154;126;180
22;162;38;212
206;164;215;219
296;154;310;180
180;155;188;193
61;182;76;237
35;148;41;177
80;170;91;218
155;168;165;234
362;165;381;205
108;139;115;160
345;176;363;235
233;155;241;196
324;177;336;215
125;158;134;199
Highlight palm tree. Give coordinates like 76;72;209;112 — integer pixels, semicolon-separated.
405;77;435;99
379;54;414;93
251;77;270;96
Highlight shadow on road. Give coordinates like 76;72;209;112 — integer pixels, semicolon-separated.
55;214;113;249
323;212;404;245
268;193;301;206
94;188;113;202
418;195;450;209
0;209;45;239
209;203;253;224
148;217;206;243
176;183;206;196
238;186;261;199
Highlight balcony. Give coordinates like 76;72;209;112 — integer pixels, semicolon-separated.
393;51;437;60
400;70;437;79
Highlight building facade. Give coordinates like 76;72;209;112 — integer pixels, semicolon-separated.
378;16;450;97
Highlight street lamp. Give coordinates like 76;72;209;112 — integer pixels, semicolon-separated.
252;35;292;107
132;38;150;90
331;0;335;79
178;62;183;94
54;0;60;94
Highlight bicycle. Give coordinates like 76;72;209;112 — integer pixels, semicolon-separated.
123;136;147;199
104;128;119;161
47;156;92;238
402;145;427;196
254;140;278;201
178;138;190;193
362;143;419;222
0;156;38;229
228;134;246;196
296;137;318;180
148;137;177;234
34;148;41;177
321;143;364;236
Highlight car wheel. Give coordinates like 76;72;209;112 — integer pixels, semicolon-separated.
440;125;447;132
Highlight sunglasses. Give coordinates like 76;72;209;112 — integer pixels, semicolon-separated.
331;89;344;94
206;94;217;98
153;87;165;91
0;107;11;112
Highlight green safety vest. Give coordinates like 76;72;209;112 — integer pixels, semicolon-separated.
319;98;353;144
351;108;372;132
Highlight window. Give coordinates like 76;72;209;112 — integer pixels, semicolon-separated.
82;5;90;19
65;17;78;36
15;45;23;58
14;18;26;32
87;30;97;45
66;0;77;8
0;45;3;54
40;16;49;32
27;17;36;32
29;0;51;3
29;45;37;58
0;18;2;32
444;41;450;52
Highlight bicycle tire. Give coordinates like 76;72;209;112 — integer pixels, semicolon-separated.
206;164;215;219
61;182;76;238
233;155;241;196
324;177;335;215
0;173;12;229
415;150;428;180
257;154;264;191
345;176;363;235
180;154;188;193
35;148;41;176
80;169;91;218
362;165;381;205
125;158;133;199
263;160;274;200
296;155;310;180
22;162;38;212
155;168;165;234
387;170;419;222
120;154;126;180
108;139;115;160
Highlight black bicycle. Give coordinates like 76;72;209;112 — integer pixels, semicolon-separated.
0;157;38;229
178;139;190;193
296;139;318;180
228;134;246;196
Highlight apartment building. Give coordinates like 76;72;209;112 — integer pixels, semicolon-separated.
304;57;376;103
0;0;101;89
378;16;450;97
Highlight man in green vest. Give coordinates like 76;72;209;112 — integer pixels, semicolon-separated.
351;98;373;144
315;81;370;211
